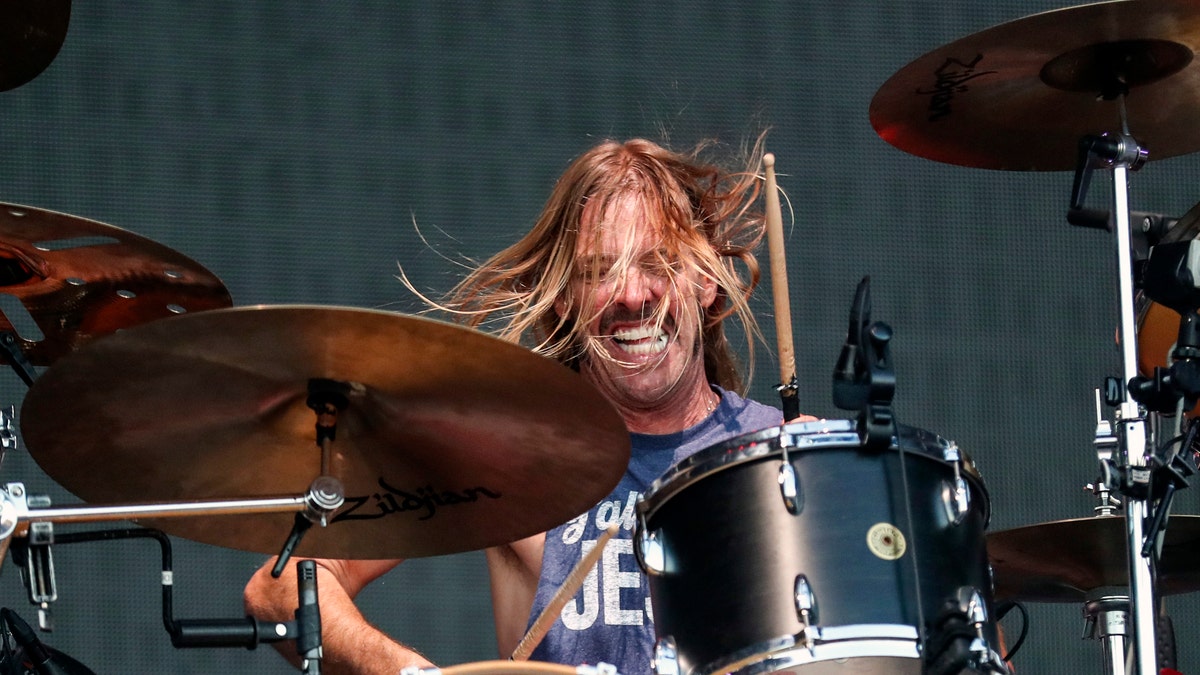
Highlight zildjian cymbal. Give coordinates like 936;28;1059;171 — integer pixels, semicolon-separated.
870;0;1200;170
20;305;632;559
988;515;1200;602
0;202;232;367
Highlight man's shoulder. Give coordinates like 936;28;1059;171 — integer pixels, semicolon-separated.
718;388;784;427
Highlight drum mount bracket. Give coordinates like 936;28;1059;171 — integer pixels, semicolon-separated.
832;276;897;451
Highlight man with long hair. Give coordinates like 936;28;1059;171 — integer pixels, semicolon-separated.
244;137;806;674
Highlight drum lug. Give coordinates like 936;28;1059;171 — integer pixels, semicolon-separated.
955;586;1004;671
956;586;987;625
793;574;818;627
940;443;970;525
653;636;679;675
778;433;801;514
778;463;800;514
635;512;666;576
941;477;971;525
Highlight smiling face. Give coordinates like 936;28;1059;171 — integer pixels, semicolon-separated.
557;192;718;429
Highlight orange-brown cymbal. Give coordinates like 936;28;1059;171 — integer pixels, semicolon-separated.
870;0;1200;170
0;202;231;365
20;305;631;559
988;515;1200;602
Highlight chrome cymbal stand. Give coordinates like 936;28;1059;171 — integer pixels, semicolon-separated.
1070;129;1156;675
1083;588;1130;675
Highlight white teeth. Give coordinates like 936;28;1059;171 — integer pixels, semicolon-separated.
611;325;668;355
613;325;660;341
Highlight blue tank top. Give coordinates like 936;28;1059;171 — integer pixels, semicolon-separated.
526;388;783;674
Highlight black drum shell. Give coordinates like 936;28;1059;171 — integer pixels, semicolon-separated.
638;422;996;675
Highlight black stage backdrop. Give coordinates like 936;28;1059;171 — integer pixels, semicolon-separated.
0;2;1196;673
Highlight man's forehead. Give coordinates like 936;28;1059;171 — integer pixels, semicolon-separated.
577;203;664;251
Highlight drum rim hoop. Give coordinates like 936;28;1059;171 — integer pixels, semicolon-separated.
637;420;989;519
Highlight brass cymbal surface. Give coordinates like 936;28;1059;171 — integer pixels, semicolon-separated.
870;0;1200;170
0;202;232;365
988;515;1200;602
20;305;632;559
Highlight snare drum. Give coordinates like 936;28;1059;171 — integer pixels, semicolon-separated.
634;419;1002;675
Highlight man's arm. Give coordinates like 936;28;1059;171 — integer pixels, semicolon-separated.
244;556;432;675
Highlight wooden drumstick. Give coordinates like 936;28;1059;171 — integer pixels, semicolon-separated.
763;153;800;420
510;524;619;661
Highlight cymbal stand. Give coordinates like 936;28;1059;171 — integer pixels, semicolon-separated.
0;330;37;388
270;378;349;579
1083;589;1130;675
1070;129;1156;675
0;481;310;544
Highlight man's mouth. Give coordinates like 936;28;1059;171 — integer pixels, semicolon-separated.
610;324;668;356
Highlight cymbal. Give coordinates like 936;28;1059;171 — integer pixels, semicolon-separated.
20;305;632;559
870;0;1200;170
988;515;1200;602
0;202;232;365
0;1;70;92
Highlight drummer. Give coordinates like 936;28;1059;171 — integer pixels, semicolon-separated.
243;137;812;674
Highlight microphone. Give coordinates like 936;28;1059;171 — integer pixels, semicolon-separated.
295;560;322;674
1;608;86;675
832;275;871;411
170;616;293;649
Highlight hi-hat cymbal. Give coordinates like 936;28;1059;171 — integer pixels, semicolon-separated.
870;0;1200;170
988;515;1200;602
0;202;232;366
20;305;632;559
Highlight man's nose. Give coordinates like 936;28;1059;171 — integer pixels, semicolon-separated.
613;266;662;310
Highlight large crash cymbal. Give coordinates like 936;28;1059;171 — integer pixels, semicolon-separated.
0;202;232;366
870;0;1200;170
20;305;631;559
988;515;1200;602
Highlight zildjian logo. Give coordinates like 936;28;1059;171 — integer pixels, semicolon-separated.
333;478;502;522
916;55;997;122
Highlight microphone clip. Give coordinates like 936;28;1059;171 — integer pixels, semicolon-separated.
857;322;896;451
832;276;896;451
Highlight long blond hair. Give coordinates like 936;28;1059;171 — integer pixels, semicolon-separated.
424;137;769;393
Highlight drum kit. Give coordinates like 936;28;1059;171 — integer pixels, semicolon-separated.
867;1;1200;674
0;1;1199;674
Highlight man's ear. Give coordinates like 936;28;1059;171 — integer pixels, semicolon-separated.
700;275;717;308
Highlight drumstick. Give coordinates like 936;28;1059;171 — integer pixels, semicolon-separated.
510;524;619;661
763;153;800;420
